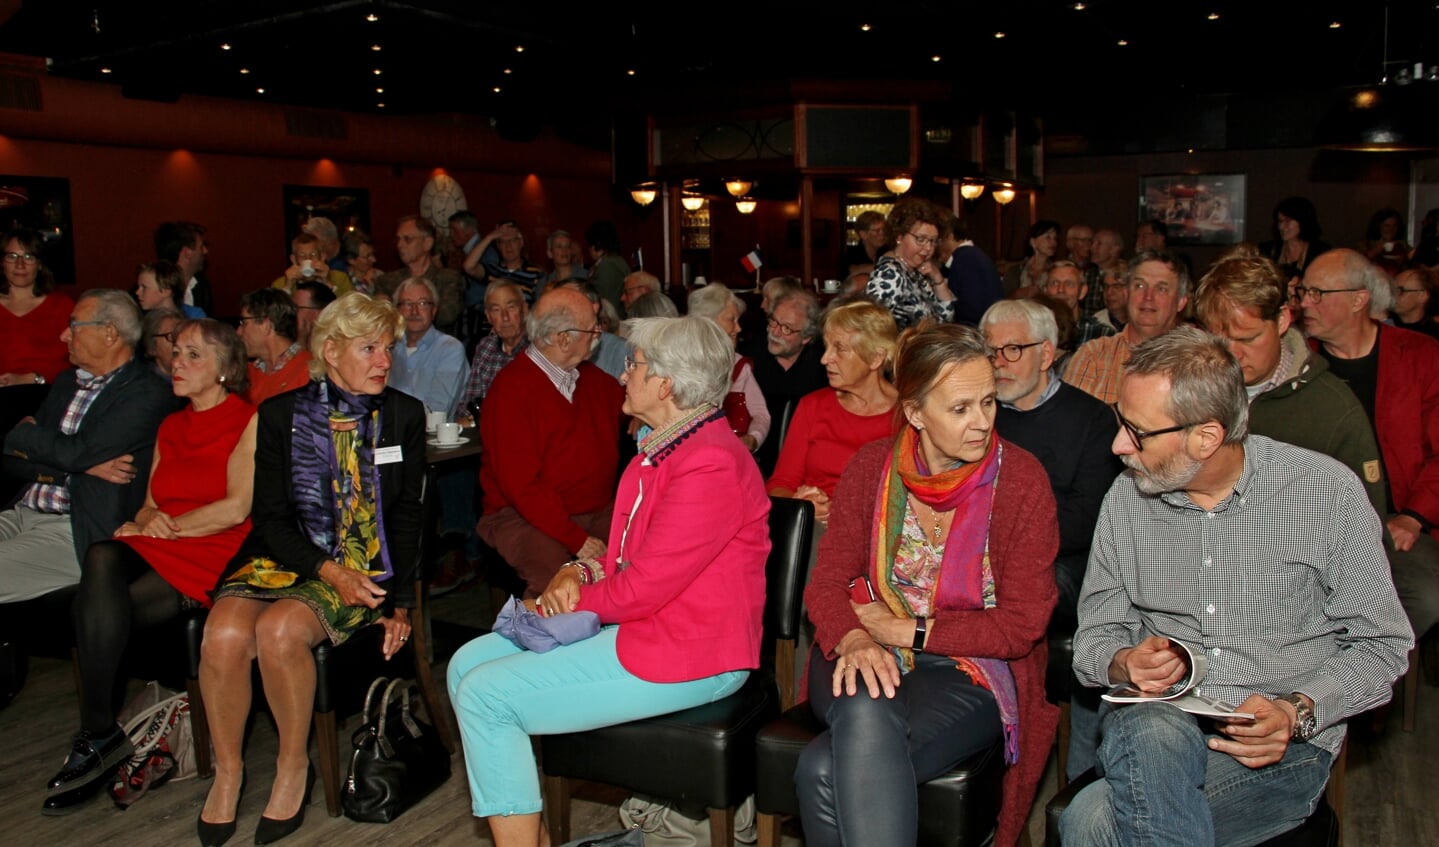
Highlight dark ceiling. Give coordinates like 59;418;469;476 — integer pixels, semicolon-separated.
1;0;1437;149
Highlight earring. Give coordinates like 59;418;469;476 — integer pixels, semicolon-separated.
218;375;226;384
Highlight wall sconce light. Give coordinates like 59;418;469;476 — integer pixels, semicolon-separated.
630;186;657;206
725;179;753;197
992;184;1017;205
959;181;986;201
735;198;757;214
884;176;913;195
681;194;705;211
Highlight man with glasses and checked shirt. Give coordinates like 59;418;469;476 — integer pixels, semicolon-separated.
1061;326;1412;847
0;289;173;605
1299;248;1439;642
477;287;623;597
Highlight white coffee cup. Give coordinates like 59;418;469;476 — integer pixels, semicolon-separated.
822;279;840;293
437;421;462;445
426;410;445;432
301;259;315;279
694;275;707;287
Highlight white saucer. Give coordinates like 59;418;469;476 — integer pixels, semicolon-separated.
427;435;472;448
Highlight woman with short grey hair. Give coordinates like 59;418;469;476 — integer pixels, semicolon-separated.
687;282;770;451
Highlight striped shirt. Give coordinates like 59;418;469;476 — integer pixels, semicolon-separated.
21;368;120;514
525;345;578;402
1074;435;1413;755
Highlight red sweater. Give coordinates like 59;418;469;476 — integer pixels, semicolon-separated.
766;387;898;496
0;292;73;380
1374;323;1439;534
479;353;624;552
805;437;1058;847
245;351;312;407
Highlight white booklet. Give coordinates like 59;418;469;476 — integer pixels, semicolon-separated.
1101;638;1256;720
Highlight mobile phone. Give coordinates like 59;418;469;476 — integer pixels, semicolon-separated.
849;576;876;604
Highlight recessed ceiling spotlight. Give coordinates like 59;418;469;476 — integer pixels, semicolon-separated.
1117;38;1129;46
220;43;231;51
373;69;382;75
626;69;636;76
377;102;385;108
994;31;1006;39
931;54;941;62
503;68;512;74
860;23;872;32
376;87;383;93
1207;12;1220;20
239;68;249;74
100;67;112;74
1329;21;1342;29
1073;2;1086;9
493;86;502;93
515;45;525;53
371;44;381;51
256;87;265;94
366;13;378;22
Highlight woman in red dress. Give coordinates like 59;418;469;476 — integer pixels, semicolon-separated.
42;319;257;815
0;228;73;434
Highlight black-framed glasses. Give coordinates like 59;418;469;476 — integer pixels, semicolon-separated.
1111;403;1194;452
156;331;178;345
1293;285;1363;303
987;341;1044;363
623;355;649;372
767;317;801;337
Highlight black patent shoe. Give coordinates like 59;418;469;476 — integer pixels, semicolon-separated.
198;771;247;847
253;763;315;845
41;725;134;815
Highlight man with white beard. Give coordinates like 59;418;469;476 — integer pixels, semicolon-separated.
739;291;827;476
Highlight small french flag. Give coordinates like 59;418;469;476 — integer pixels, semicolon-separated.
741;249;763;273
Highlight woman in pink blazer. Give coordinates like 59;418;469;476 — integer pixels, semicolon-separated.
447;315;771;847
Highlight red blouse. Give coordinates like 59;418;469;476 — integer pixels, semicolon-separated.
0;293;74;380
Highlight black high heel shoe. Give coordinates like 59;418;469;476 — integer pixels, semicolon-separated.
197;770;246;847
252;763;315;846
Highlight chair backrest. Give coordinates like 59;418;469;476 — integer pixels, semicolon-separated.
763;496;815;643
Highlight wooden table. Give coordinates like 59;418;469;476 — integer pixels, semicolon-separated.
425;426;481;465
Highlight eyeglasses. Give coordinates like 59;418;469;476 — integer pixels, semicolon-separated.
1131;280;1177;296
1292;285;1363;303
1111;403;1195;452
156;331;178;345
623;355;649;372
1394;286;1425;296
2;252;36;264
905;231;939;247
396;299;435;311
767;317;801;337
987;341;1044;363
563;326;602;338
68;318;110;332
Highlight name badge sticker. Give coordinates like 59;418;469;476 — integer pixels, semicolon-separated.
375;445;404;465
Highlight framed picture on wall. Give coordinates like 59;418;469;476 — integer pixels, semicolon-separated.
1138;173;1245;245
281;185;371;253
0;175;75;285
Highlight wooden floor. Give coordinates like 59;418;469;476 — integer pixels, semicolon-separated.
2;583;1435;846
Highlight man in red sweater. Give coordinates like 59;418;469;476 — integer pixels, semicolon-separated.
477;287;624;596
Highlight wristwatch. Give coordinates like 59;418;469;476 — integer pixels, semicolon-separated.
32;374;44;385
1277;693;1317;741
912;616;928;652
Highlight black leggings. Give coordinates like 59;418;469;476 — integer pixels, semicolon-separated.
73;541;184;732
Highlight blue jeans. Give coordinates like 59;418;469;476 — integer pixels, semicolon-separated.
1060;703;1333;847
795;648;1000;847
446;627;747;818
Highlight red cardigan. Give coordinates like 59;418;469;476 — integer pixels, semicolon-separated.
479;353;624;553
1374;323;1439;534
575;416;771;682
805;436;1059;847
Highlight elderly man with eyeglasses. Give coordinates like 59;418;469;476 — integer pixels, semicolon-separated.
477;287;625;597
739;290;828;476
1062;251;1190;404
236;288;311;406
1300;248;1439;641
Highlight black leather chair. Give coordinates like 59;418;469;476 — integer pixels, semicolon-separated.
1046;630;1074;789
539;496;815;845
1045;754;1344;847
753;702;1007;847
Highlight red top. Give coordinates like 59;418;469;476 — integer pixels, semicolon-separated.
479;353;624;552
1373;323;1439;535
805;437;1058;847
121;393;256;604
0;293;74;380
245;351;312;406
766;387;897;496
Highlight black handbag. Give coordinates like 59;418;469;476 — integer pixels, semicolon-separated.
342;676;451;823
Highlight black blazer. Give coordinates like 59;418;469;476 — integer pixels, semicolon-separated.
3;358;176;562
220;385;427;608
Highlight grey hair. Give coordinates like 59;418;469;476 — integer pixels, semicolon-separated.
1124;325;1248;445
687;281;745;321
627;291;679;319
598;297;621;333
980;298;1059;347
1128;250;1191;299
526;292;586;345
772;291;822;340
1332;248;1394;315
80;288;143;348
303;216;339;244
142;305;183;357
761;276;804;303
622;316;734;409
546;229;572;251
394;275;438;304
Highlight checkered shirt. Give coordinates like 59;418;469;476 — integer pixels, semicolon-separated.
459;333;528;415
21;369;119;514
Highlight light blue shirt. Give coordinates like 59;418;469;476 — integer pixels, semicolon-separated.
389;325;470;419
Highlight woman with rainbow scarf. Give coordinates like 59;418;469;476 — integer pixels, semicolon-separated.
796;322;1059;847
